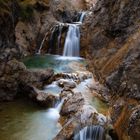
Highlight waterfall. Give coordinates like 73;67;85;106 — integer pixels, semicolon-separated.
79;12;86;23
47;25;63;54
63;12;86;57
55;99;64;112
37;32;48;54
48;26;58;54
74;125;105;140
63;24;80;57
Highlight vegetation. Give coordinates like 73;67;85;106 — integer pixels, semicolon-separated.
0;0;34;22
19;3;34;21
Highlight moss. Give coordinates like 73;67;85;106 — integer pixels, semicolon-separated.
0;0;11;14
19;4;34;21
0;0;34;22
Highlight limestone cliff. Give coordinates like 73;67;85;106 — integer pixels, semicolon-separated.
81;0;140;139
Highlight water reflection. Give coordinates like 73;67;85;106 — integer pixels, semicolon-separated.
0;98;61;140
23;54;86;73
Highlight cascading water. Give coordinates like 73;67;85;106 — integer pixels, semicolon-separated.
63;12;86;57
48;26;58;54
46;99;64;122
63;24;80;56
74;125;105;140
37;32;48;54
48;25;63;54
79;12;86;23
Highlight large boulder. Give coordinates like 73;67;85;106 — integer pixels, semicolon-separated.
19;68;54;88
0;59;26;101
0;58;54;101
54;89;107;140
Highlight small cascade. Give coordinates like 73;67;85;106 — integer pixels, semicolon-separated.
63;24;80;56
79;12;86;23
48;26;58;54
37;32;48;54
63;12;86;57
74;125;105;140
55;99;64;112
48;25;63;54
46;99;64;122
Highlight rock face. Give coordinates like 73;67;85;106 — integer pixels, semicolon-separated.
14;0;86;56
0;0;86;58
0;0;86;101
0;58;54;101
81;0;140;139
0;59;26;101
0;0;20;61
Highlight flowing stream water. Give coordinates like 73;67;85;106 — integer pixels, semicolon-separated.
74;125;105;140
0;11;109;140
63;12;85;56
0;98;62;140
63;24;80;56
0;54;109;140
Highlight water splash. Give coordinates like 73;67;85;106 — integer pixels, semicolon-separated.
46;99;64;122
74;125;105;140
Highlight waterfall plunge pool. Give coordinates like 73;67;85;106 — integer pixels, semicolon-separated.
23;54;87;73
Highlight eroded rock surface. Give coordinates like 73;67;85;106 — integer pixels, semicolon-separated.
0;58;54;101
81;0;140;139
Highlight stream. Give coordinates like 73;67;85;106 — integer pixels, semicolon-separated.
0;98;61;140
0;54;108;140
0;11;109;140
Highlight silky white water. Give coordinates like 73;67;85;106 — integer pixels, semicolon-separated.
74;125;105;140
63;12;86;57
63;24;80;56
79;12;86;23
46;99;64;122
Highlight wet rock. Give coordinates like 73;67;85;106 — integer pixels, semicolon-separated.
55;104;106;140
0;59;54;101
57;79;76;89
54;88;107;140
61;91;84;117
19;68;54;88
36;91;59;108
19;84;59;108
